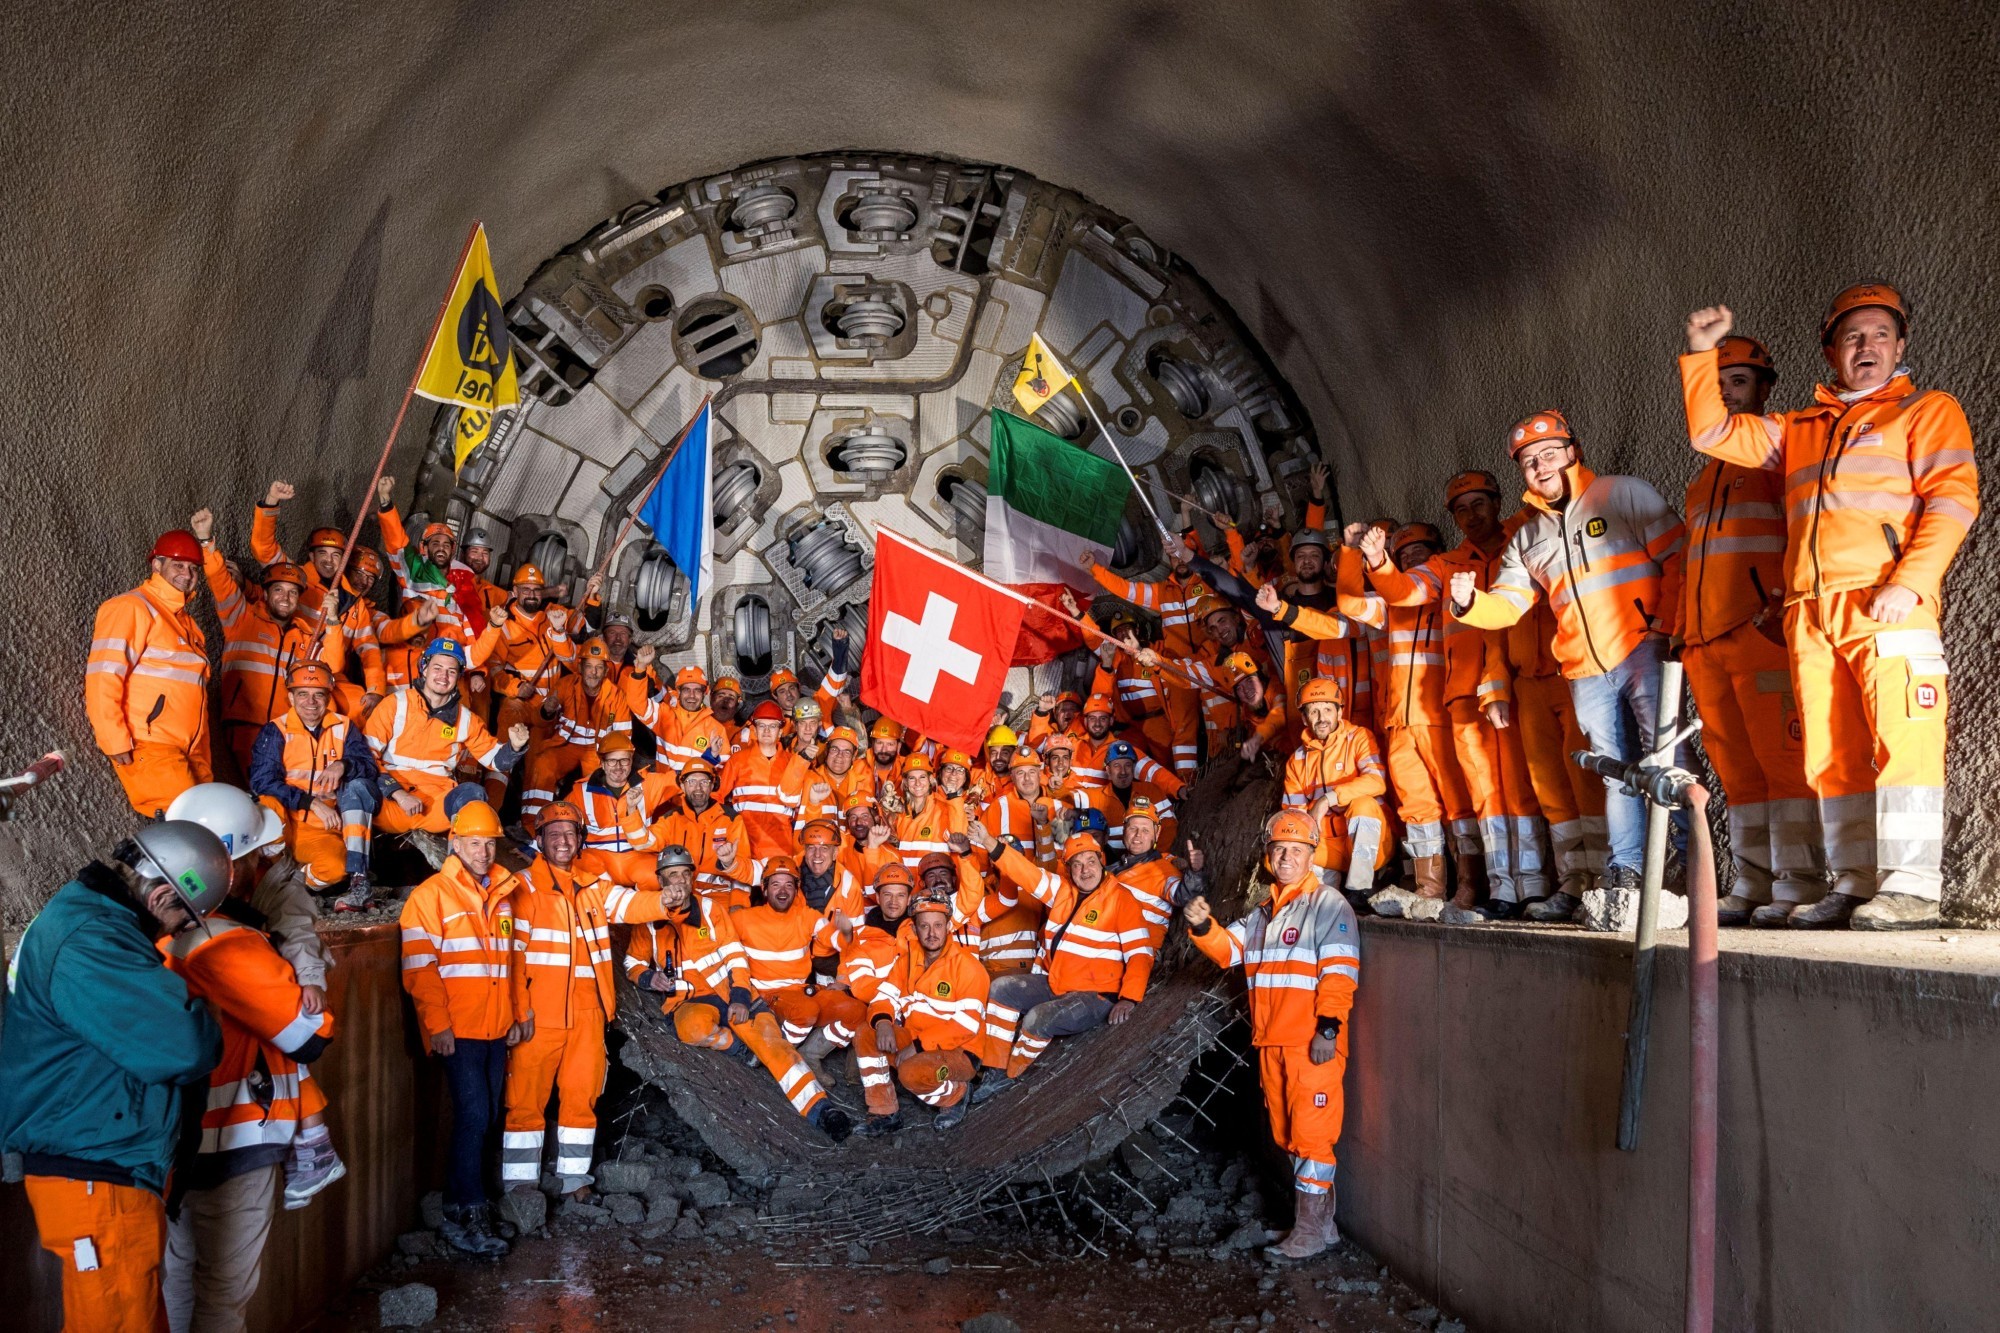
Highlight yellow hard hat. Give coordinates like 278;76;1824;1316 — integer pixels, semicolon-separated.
986;724;1019;748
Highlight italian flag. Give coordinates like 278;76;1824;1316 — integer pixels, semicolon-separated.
983;408;1132;662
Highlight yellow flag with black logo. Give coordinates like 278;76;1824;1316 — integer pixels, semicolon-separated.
414;223;521;473
1011;333;1075;416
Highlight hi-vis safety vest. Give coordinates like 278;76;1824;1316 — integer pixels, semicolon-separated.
366;687;506;786
86;573;211;756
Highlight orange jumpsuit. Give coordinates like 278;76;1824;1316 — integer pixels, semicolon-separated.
1190;870;1358;1195
1682;349;1977;902
729;898;863;1047
522;674;632;830
364;687;518;834
86;572;213;816
1109;850;1185;950
1507;599;1607;885
256;709;375;888
1661;455;1820;906
1281;721;1393;892
399;856;520;1044
1090;563;1209;777
1272;594;1375;748
623;679;732;773
854;934;991;1117
249;507;388;719
656;800;756;907
501;858;671;1186
893;792;968;869
969;795;1056;973
205;550;348;774
567;769;680;889
718;745;807;860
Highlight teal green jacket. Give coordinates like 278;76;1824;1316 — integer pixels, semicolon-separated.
1;865;221;1193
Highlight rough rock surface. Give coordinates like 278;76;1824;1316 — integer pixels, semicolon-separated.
377;1283;436;1328
1579;887;1690;933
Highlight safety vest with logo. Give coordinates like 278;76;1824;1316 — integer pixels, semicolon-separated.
867;934;990;1052
508;857;669;1029
992;845;1155;1002
1189;872;1359;1048
365;687;508;788
399;856;519;1041
624;898;751;1013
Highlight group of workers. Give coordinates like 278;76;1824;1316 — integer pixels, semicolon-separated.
5;280;1976;1324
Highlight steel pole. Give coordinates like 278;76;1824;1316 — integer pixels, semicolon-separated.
1617;657;1683;1151
1685;783;1719;1333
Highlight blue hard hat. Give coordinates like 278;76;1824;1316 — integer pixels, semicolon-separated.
421;637;467;666
1074;806;1110;836
1107;741;1137;764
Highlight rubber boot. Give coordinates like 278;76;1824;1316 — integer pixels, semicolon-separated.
1449;851;1488;910
796;1027;837;1084
1265;1188;1332;1260
1412;855;1447;900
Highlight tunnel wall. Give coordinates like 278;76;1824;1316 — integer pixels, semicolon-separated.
1342;921;2000;1332
3;0;1998;930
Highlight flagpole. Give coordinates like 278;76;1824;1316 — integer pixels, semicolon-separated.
307;221;483;654
1030;594;1233;702
571;395;713;611
1066;383;1179;549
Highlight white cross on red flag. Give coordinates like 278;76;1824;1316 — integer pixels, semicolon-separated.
861;528;1030;752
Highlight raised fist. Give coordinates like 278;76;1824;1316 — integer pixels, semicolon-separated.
376;476;396;508
1685;305;1734;353
507;723;531;750
1358;526;1389;568
964;820;998;853
1182;894;1211;928
633;643;657;670
1254;583;1281;615
1038;691;1056;712
414;599;440;627
1341;521;1371;550
485;601;507;625
189;508;215;543
546;606;568;633
264;480;295;506
1448;569;1478;610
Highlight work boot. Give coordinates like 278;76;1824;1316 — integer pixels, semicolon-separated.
283;1128;347;1210
933;1098;969;1132
332;873;374;914
809;1104;853;1143
1850;892;1942;931
1265;1188;1333;1261
1787;892;1863;930
796;1028;837;1084
559;1175;593;1197
1524;891;1581;922
1485;898;1526;922
729;1040;763;1070
968;1070;1017;1106
1438;904;1488;926
1715;894;1760;927
853;1112;903;1139
407;831;450;871
438;1203;509;1259
1750;901;1796;928
1449;852;1488;910
1412;855;1448;901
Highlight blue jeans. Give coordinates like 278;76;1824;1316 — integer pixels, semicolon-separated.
1568;635;1688;874
441;1037;507;1207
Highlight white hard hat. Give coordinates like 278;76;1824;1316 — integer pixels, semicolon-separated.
166;783;285;861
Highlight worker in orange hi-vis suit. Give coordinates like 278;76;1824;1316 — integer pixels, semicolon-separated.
1139;643;1291;768
1090;743;1179;856
1280;677;1393;898
245;662;381;910
88;526;216;816
1356;473;1553;917
1184;809;1359;1261
827;861;918;1012
1505;592;1608;903
365;640;529;852
1453;410;1687;924
718;701;807;859
851;887;992;1137
520;637;631;831
1683;290;1978;930
795;726;870;828
796;818;873;927
890;753;969;869
249;482;390;722
1659;333;1824;928
475;567;576;796
729;856;867;1080
657;757;757;908
858;718;909;803
624;846;851;1140
500;802;675;1195
1104;793;1185;949
1072;661;1186;794
964;751;1058;974
1091;543;1218;778
564;733;679;890
623;649;731;773
837;790;902;888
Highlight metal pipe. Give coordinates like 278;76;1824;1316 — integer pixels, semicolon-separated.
1685;782;1719;1333
1618;657;1683;1151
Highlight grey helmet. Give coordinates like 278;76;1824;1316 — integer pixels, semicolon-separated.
1290;526;1331;553
464;527;495;552
656;844;696;871
130;820;233;919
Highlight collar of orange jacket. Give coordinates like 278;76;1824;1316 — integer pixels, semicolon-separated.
1813;370;1915;411
1265;868;1320;914
442;853;515;911
142;571;190;612
1521;461;1596;519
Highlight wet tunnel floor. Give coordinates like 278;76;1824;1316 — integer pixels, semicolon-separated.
314;1228;1451;1331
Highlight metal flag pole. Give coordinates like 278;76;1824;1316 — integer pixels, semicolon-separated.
1062;381;1180;550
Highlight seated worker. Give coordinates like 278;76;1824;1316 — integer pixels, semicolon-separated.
365;639;528;860
797;817;868;926
852;888;992;1137
1107;794;1185;949
891;754;967;870
625;846;849;1139
963;819;1155;1101
730;857;865;1076
247;661;380;911
1281;678;1393;899
565;732;678;890
656;756;755;907
1140;642;1290;764
1071;686;1184;795
830;863;918;1008
1092;741;1179;855
1184;810;1360;1261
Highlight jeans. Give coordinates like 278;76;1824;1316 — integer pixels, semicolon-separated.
1568;635;1688;873
441;1038;508;1207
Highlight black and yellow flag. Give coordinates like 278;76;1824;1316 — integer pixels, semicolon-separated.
1011;333;1075;417
414;224;521;472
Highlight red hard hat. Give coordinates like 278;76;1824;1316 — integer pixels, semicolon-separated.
750;700;785;723
1820;282;1908;343
263;562;307;590
1715;334;1777;380
307;526;347;551
1507;410;1574;457
151;530;202;563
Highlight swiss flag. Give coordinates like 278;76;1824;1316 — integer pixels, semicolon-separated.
861;528;1030;752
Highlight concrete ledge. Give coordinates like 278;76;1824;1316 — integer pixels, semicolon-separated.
1342;919;2000;1332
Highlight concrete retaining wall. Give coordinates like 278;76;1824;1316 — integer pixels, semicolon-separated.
1342;921;2000;1332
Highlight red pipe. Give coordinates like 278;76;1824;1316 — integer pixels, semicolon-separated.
1684;785;1718;1333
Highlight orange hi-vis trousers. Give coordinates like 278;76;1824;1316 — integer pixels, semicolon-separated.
1447;698;1550;904
373;773;456;836
1786;590;1949;903
25;1175;169;1333
1683;620;1822;906
1384;724;1475;860
1312;794;1392;893
1511;673;1607;884
674;998;826;1119
577;847;661;891
853;1021;976;1118
522;740;598;832
265;800;373;889
502;983;608;1187
765;986;867;1048
111;741;211;821
1259;1044;1345;1195
1163;684;1202;777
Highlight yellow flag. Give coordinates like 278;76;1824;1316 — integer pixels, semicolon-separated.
414;224;521;472
1011;333;1075;416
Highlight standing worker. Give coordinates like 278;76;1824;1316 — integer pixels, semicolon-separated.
1683;291;1978;929
1;822;227;1331
87;526;215;816
1183;810;1359;1260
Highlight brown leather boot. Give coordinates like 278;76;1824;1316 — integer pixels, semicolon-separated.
1412;854;1448;899
1266;1187;1333;1260
1451;851;1490;909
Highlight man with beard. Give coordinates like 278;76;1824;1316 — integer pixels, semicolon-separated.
852;887;990;1137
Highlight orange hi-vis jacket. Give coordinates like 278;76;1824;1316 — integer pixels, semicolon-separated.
1457;463;1686;679
624;896;752;1013
1108;850;1184;948
378;505;479;646
1660;457;1789;647
1085;780;1179;855
992;845;1155;1003
400;855;520;1041
1330;555;1449;729
728;898;839;997
1680;348;1979;608
160;916;334;1178
839;836;901;891
1366;540;1512;707
1090;564;1209;657
365;687;511;789
86;572;211;758
567;771;679;854
1190;871;1360;1047
484;609;576;701
1270;590;1372;722
835;916;907;1003
205;550;348;731
657;799;755;904
508;856;671;1030
797;759;871;827
624;680;731;772
894;793;967;868
1283;721;1388;811
720;746;808;859
545;675;632;750
268;708;359;796
867;934;990;1052
1169;653;1293;751
370;605;431;690
250;506;387;695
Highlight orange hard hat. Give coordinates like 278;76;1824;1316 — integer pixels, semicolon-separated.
1390;523;1443;559
1445;470;1501;508
680;757;718;781
1059;832;1102;863
939;749;972;770
307;526;346;551
578;637;611;662
675;666;707;688
768;668;800;690
1222;650;1261;683
287;661;337;692
1715;334;1777;380
1055;691;1082;708
798;818;840;847
263;562;307;590
826;726;861;749
902;752;935;775
352;547;384;576
1507;410;1574;457
712;675;743;695
873;863;915;889
538;801;584;831
1039;733;1075;754
1265;808;1321;848
450;800;503;838
763;854;801;883
910;891;952;917
1124;793;1162;825
1008;749;1044;771
597;731;636;755
1082;693;1115;716
1193;595;1231;622
842;789;876;811
869;719;904;741
1299;676;1345;707
151;530;203;563
511;563;546;588
422;522;456;544
916;851;956;879
1820;282;1908;343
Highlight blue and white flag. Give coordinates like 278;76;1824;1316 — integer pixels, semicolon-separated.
636;402;714;606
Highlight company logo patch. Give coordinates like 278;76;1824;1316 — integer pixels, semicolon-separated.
1917;684;1939;709
693;735;709;748
1084;909;1100;924
1585;517;1608;539
498;916;513;936
697;926;711;939
936;1065;951;1082
440;724;457;740
1281;926;1301;945
935;981;951;997
1313;1092;1328;1108
1789;718;1803;741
